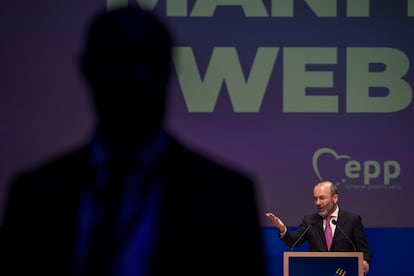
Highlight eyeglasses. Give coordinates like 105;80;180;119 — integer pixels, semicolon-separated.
313;194;336;202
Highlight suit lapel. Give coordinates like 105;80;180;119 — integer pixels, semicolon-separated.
331;211;344;250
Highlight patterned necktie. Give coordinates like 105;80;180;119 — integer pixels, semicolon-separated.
324;215;333;251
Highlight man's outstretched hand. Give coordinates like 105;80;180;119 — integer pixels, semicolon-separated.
265;212;286;233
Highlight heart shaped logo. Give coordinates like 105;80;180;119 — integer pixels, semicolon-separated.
312;148;351;181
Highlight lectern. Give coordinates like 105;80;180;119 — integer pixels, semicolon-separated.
283;252;363;276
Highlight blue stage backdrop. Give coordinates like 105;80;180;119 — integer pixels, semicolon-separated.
0;1;413;275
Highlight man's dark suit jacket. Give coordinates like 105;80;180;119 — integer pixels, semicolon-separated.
0;136;266;275
280;209;372;263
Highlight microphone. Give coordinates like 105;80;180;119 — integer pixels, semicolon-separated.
331;219;356;252
290;223;312;251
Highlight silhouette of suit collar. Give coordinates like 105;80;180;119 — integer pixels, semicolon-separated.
91;129;170;173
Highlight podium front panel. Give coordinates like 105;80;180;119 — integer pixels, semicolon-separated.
284;252;363;276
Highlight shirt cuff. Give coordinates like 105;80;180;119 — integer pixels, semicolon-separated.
279;227;287;238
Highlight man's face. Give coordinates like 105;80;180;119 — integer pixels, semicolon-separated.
313;185;338;217
81;9;172;148
85;48;168;148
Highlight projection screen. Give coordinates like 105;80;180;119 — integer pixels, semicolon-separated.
0;0;413;227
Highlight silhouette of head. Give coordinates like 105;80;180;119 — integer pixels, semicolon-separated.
81;6;173;150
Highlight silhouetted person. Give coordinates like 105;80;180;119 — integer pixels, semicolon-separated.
0;5;266;276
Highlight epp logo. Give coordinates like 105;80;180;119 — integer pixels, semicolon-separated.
312;148;400;185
